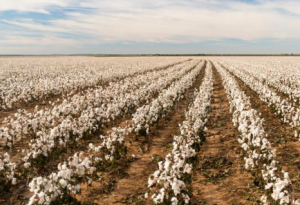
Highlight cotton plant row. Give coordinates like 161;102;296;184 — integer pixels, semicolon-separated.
219;61;300;140
0;153;17;189
214;61;298;205
25;61;204;204
27;125;127;204
27;127;128;205
0;56;188;110
27;127;129;205
0;60;200;191
216;57;300;104
219;58;300;105
88;61;204;167
217;57;300;106
88;61;204;162
131;61;205;135
20;60;200;168
27;152;96;205
0;59;192;148
146;61;213;204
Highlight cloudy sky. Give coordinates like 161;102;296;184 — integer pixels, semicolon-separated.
0;0;299;54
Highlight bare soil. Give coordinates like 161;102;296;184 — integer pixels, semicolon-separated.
191;63;262;205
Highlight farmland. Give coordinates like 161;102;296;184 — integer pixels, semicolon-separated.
1;56;300;205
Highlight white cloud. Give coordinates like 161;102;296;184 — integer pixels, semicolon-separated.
2;19;68;32
46;0;300;41
0;0;70;13
1;0;300;53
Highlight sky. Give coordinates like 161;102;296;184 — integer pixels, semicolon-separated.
0;0;300;55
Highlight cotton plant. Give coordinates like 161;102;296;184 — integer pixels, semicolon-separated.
219;59;300;140
28;152;96;205
146;62;213;204
0;57;187;111
1;58;193;150
2;61;186;148
214;61;295;204
4;60;197;173
131;61;204;136
25;60;204;203
0;153;17;191
218;57;300;106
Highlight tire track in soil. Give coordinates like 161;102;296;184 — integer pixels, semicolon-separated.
191;63;262;205
0;61;197;205
225;65;300;200
78;62;207;205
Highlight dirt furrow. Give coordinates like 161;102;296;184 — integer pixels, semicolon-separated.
78;62;207;205
226;65;300;199
191;64;262;205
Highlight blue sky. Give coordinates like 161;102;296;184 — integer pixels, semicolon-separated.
0;0;300;54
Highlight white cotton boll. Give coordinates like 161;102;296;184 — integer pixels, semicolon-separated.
87;177;92;185
127;127;133;133
0;161;4;170
153;170;160;178
164;157;171;171
183;164;192;174
7;142;12;148
59;179;68;188
181;193;190;204
4;153;10;163
158;161;163;170
241;143;248;151
144;192;149;199
252;151;259;159
283;171;289;180
171;197;178;205
260;195;268;205
279;192;290;204
105;155;110;161
89;143;95;150
265;183;273;190
12;178;17;185
38;192;45;204
171;178;184;196
73;184;81;193
293;199;300;205
244;157;254;170
237;138;244;144
153;192;164;204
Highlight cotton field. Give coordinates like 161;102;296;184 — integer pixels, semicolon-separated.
1;56;300;205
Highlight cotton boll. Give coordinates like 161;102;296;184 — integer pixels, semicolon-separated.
171;197;178;205
183;164;192;174
12;178;17;185
260;195;268;205
295;131;299;138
